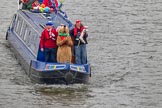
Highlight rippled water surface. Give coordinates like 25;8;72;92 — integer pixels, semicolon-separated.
0;0;162;108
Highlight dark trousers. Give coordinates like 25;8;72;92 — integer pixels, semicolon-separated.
44;48;57;62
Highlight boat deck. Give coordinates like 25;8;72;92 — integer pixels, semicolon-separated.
19;10;73;33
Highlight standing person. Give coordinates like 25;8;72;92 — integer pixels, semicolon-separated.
42;0;58;8
42;0;52;7
56;25;73;63
70;20;88;64
40;21;58;62
32;0;40;9
20;0;34;10
42;0;58;13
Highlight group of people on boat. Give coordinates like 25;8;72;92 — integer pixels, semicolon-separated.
40;20;88;65
19;0;89;65
19;0;65;14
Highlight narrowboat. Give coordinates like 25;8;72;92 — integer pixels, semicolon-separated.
6;9;91;84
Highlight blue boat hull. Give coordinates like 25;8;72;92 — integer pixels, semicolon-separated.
29;60;90;84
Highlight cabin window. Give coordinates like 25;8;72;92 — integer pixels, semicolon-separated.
13;14;18;32
25;30;32;47
17;19;23;35
28;31;32;45
15;17;20;33
22;24;28;40
20;20;25;37
30;32;39;54
15;15;23;35
10;14;16;30
24;28;29;42
29;31;31;37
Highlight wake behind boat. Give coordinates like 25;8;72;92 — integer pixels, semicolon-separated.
6;8;91;84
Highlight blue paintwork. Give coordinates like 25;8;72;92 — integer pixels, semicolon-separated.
37;46;45;61
31;60;90;74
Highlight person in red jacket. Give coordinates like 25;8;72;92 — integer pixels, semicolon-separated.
32;0;40;9
40;21;58;62
42;0;58;8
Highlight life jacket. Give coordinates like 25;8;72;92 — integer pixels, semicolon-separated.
74;26;85;37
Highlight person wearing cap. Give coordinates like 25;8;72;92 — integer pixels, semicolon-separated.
70;20;88;64
20;0;34;10
40;21;58;62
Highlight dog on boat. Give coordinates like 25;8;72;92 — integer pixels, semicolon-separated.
79;26;88;44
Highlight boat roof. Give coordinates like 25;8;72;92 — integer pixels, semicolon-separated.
17;10;73;34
